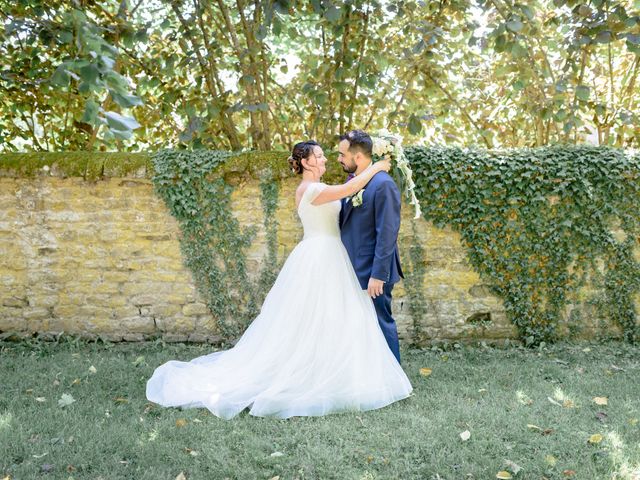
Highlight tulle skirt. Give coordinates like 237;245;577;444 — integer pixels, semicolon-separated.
145;234;413;419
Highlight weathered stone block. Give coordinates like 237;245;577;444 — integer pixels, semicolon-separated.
182;303;209;316
22;307;49;320
3;296;28;307
130;294;157;306
119;316;156;333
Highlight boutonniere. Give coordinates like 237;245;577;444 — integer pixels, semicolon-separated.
349;188;365;207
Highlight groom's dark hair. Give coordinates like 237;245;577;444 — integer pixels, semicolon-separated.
340;130;372;158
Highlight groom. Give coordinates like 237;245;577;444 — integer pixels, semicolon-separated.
338;130;404;364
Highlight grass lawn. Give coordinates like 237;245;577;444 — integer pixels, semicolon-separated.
1;337;639;480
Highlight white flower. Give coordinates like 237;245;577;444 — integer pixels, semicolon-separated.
370;129;422;219
350;188;365;207
372;138;393;157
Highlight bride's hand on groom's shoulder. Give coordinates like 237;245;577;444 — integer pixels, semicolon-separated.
375;158;392;173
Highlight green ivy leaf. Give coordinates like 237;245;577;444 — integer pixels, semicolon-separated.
576;85;590;101
506;20;524;33
105;111;141;131
81;99;100;124
408;114;422;135
511;42;527;58
111;92;144;108
51;64;70;86
324;5;341;22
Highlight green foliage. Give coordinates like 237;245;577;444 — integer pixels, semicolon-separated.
3;1;639;151
3;339;640;478
406;144;640;345
1;1;143;150
0;152;151;179
257;172;281;295
404;219;430;346
150;149;289;341
592;236;640;343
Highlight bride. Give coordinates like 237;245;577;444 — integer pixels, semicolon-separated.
146;140;414;419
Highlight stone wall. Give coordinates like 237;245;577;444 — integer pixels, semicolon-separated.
0;159;634;344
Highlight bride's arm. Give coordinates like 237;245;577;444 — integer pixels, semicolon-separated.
311;159;391;205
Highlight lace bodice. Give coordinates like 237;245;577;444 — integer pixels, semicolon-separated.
297;182;341;239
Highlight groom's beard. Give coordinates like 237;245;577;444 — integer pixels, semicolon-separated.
339;161;356;174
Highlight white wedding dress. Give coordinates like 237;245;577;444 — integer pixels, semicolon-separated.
146;182;413;419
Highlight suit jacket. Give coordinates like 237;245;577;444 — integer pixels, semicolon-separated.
340;171;404;290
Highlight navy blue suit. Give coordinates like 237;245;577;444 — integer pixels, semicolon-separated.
340;171;404;363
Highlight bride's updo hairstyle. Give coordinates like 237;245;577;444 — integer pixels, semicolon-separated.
288;140;320;174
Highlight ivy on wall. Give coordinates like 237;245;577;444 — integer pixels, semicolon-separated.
2;147;638;346
152;149;253;340
150;149;301;343
406;145;640;345
404;218;430;345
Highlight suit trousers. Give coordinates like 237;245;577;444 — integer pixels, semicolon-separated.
372;282;401;364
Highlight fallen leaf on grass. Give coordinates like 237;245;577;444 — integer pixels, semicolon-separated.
175;418;187;428
71;378;81;386
35;397;46;403
419;368;432;377
516;391;533;405
503;460;521;474
593;397;608;406
133;356;145;366
588;434;603;444
89;365;97;374
58;393;75;408
547;397;563;407
52;379;60;387
629;418;638;426
269;477;280;480
2;475;10;480
32;452;48;459
175;473;186;480
549;388;576;408
270;451;284;457
113;397;129;404
496;471;512;479
563;470;576;476
460;430;471;441
545;455;557;466
526;424;553;435
184;448;199;457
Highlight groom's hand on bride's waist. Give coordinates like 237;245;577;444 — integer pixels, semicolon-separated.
367;277;385;298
